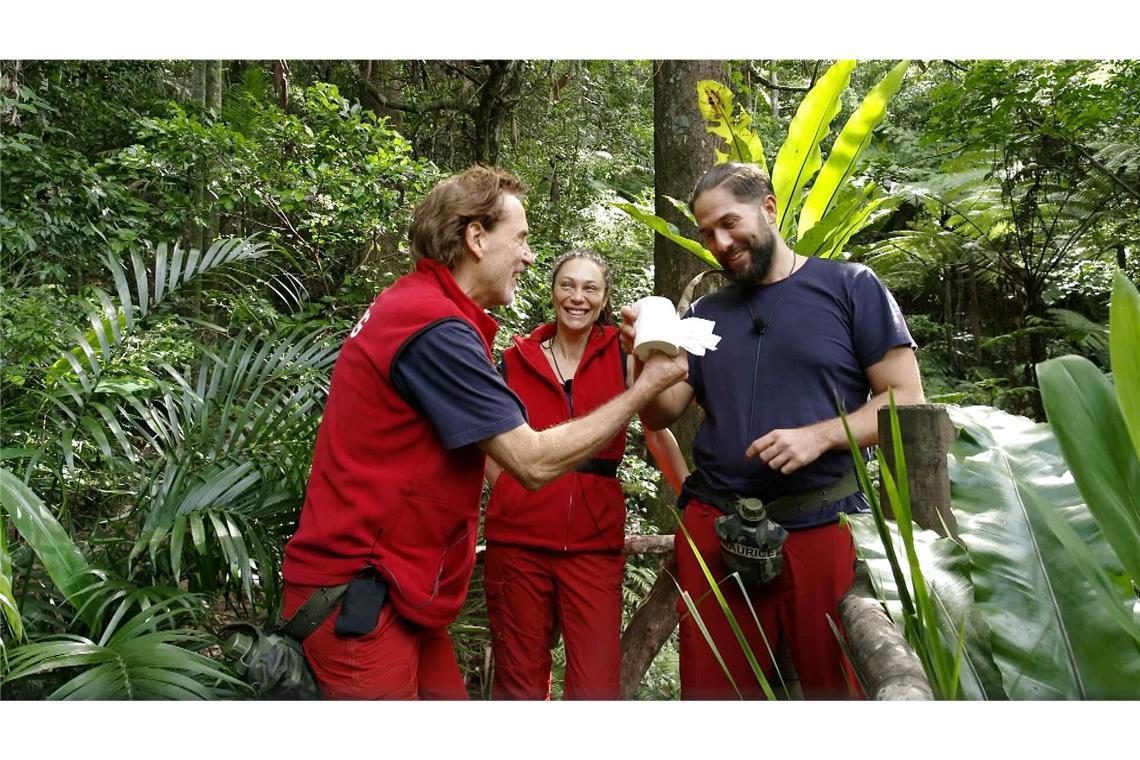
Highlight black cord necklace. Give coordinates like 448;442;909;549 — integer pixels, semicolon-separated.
744;254;799;443
745;254;800;337
546;335;569;385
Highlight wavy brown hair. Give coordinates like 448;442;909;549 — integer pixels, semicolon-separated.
409;165;527;268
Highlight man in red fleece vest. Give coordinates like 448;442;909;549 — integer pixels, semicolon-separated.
282;166;688;699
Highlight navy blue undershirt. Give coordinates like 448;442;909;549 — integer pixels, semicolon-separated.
391;319;527;451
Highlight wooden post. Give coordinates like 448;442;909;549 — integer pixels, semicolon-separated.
877;404;957;537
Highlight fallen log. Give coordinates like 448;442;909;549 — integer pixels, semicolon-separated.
837;562;933;700
619;553;679;699
623;534;673;555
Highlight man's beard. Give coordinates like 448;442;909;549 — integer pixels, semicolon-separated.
725;228;776;285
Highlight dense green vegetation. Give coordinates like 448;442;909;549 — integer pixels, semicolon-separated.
1;59;1137;699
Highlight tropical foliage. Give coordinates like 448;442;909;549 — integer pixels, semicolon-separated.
2;59;1138;699
616;60;908;270
848;276;1140;698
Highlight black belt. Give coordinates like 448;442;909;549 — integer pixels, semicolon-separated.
696;469;861;522
575;458;620;478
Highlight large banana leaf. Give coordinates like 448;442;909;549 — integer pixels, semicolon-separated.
612;201;720;269
798;61;909;238
0;468;100;631
772;60;855;237
947;406;1140;699
1037;355;1140;584
845;513;1006;699
1110;271;1140;460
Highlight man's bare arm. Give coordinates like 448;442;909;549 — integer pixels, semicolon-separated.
619;304;695;430
480;349;688;490
746;346;925;475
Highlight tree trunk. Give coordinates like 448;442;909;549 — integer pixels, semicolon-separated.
273;60;289;110
206;61;223;112
189;62;208;256
472;61;526;165
969;270;982;360
360;60;403;129
838;563;934;700
650;59;723;528
204;61;223;249
619;554;679;699
614;62;726;699
877;404;958;538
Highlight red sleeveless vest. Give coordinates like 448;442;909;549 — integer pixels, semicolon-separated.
283;259;498;628
483;323;628;552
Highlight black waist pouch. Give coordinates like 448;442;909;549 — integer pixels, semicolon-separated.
335;568;388;638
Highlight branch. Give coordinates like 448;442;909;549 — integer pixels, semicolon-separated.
748;62;810;93
838;563;934;700
624;534;673;554
360;76;470;115
1020;108;1140;203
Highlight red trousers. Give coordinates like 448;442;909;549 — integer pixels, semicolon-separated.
675;499;861;700
484;544;624;700
282;581;468;700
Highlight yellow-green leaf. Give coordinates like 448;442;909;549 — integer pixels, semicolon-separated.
613;201;720;269
772;60;856;236
798;60;909;238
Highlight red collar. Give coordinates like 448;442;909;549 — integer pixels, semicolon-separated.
513;322;614;378
416;258;499;353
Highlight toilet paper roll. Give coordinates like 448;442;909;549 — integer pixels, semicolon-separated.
632;295;721;361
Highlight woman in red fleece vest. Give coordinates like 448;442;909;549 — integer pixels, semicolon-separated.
483;249;688;699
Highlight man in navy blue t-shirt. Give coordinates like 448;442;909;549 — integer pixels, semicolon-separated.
621;162;923;699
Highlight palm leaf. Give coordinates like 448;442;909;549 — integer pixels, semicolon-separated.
0;468;100;630
798;61;909;238
772;60;856;236
41;237;271;474
1047;308;1109;357
5;613;245;700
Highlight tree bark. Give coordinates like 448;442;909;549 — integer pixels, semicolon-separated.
624;534;673;555
205;61;223;248
273;60;289;110
877;404;958;537
206;61;223;112
614;63;728;696
650;59;724;529
838;563;934;700
189;62;208;256
619;554;680;699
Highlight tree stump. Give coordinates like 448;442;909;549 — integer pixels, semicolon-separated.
877;404;958;537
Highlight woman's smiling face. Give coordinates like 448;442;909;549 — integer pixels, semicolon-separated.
552;257;608;333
